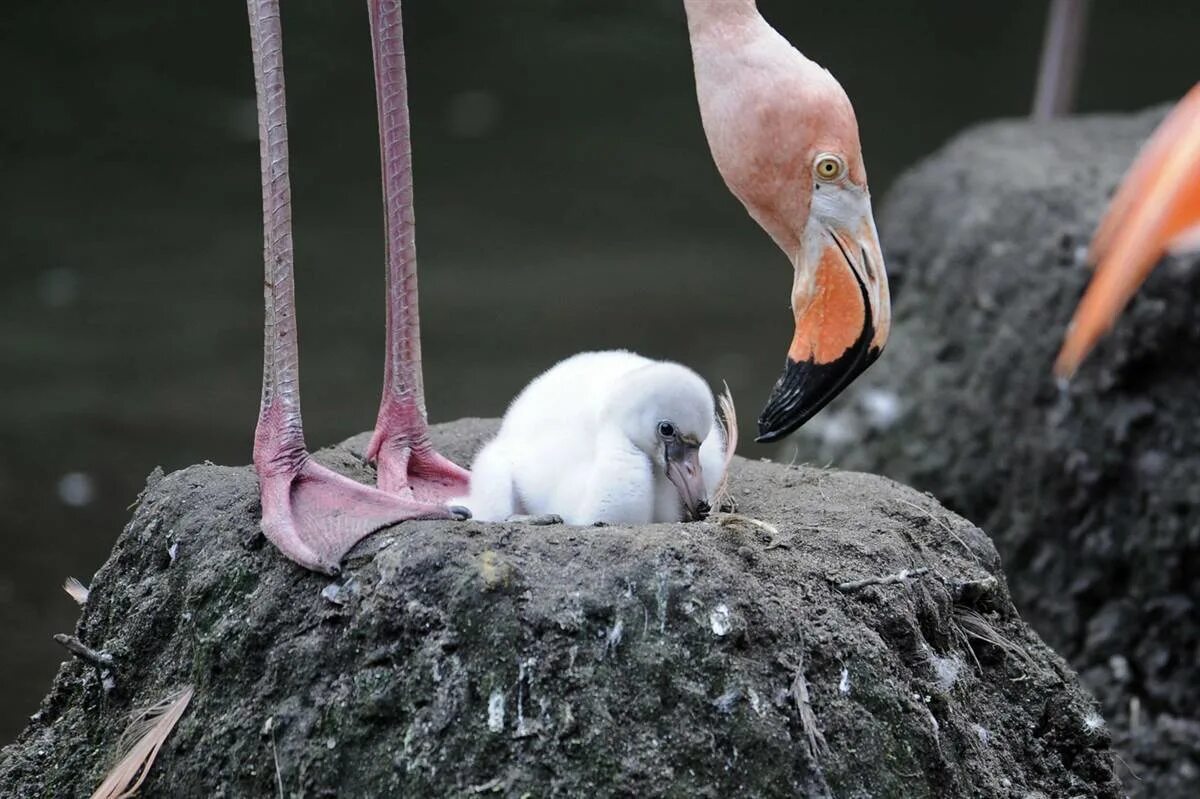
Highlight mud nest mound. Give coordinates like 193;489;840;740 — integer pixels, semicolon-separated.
0;420;1119;797
794;107;1200;797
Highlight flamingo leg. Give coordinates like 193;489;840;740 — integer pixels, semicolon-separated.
1055;82;1200;378
248;0;464;575
1031;0;1090;121
363;0;471;502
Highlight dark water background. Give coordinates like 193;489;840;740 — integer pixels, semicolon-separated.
1;0;1196;740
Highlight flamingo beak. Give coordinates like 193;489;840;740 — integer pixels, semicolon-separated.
756;213;889;443
1054;82;1200;378
664;438;710;521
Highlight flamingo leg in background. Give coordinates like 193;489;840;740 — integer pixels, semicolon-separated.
1054;82;1200;378
363;0;471;501
1032;0;1091;121
248;0;464;576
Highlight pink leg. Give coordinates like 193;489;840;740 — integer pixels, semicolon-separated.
247;0;464;575
364;0;470;502
1031;0;1089;120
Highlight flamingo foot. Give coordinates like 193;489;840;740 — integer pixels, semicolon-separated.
259;456;468;575
365;404;471;503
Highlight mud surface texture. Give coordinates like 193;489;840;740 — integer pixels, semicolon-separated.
0;420;1118;798
794;108;1200;797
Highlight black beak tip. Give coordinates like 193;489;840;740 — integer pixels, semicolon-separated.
755;405;817;443
755;347;880;444
753;425;789;444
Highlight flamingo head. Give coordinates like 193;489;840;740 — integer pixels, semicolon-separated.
688;10;891;442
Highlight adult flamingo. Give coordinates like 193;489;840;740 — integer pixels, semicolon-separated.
1026;1;1200;375
683;0;892;442
246;0;894;572
1054;82;1200;377
247;0;468;575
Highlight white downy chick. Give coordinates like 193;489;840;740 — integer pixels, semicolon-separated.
464;351;734;524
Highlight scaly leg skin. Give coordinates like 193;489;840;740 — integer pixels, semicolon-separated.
366;402;470;504
248;0;463;575
364;0;470;503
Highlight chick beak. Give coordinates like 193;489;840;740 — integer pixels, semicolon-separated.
756;216;888;443
665;439;710;521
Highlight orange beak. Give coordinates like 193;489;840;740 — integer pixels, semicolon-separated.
1055;82;1200;379
757;214;889;442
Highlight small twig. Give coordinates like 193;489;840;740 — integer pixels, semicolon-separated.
711;513;820;551
53;634;114;669
468;776;504;794
260;716;285;798
711;512;779;537
895;498;980;563
1113;751;1144;783
126;466;165;510
271;724;284;799
836;567;929;593
778;650;829;761
949;617;983;673
785;447;802;469
897;496;946;526
953;607;1035;667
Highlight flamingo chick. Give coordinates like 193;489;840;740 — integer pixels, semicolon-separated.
464;352;734;525
684;0;891;442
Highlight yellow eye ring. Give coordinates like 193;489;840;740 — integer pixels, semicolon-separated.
814;153;846;182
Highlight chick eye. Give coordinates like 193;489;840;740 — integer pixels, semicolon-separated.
657;421;676;439
814;153;846;182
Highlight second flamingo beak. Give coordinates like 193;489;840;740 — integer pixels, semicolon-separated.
756;214;889;443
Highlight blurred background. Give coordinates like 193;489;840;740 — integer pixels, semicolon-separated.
1;0;1196;740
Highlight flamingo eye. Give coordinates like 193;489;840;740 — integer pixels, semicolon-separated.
657;421;676;439
814;153;846;182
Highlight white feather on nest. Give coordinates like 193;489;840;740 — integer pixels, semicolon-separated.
90;685;194;799
710;382;739;512
63;577;90;606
